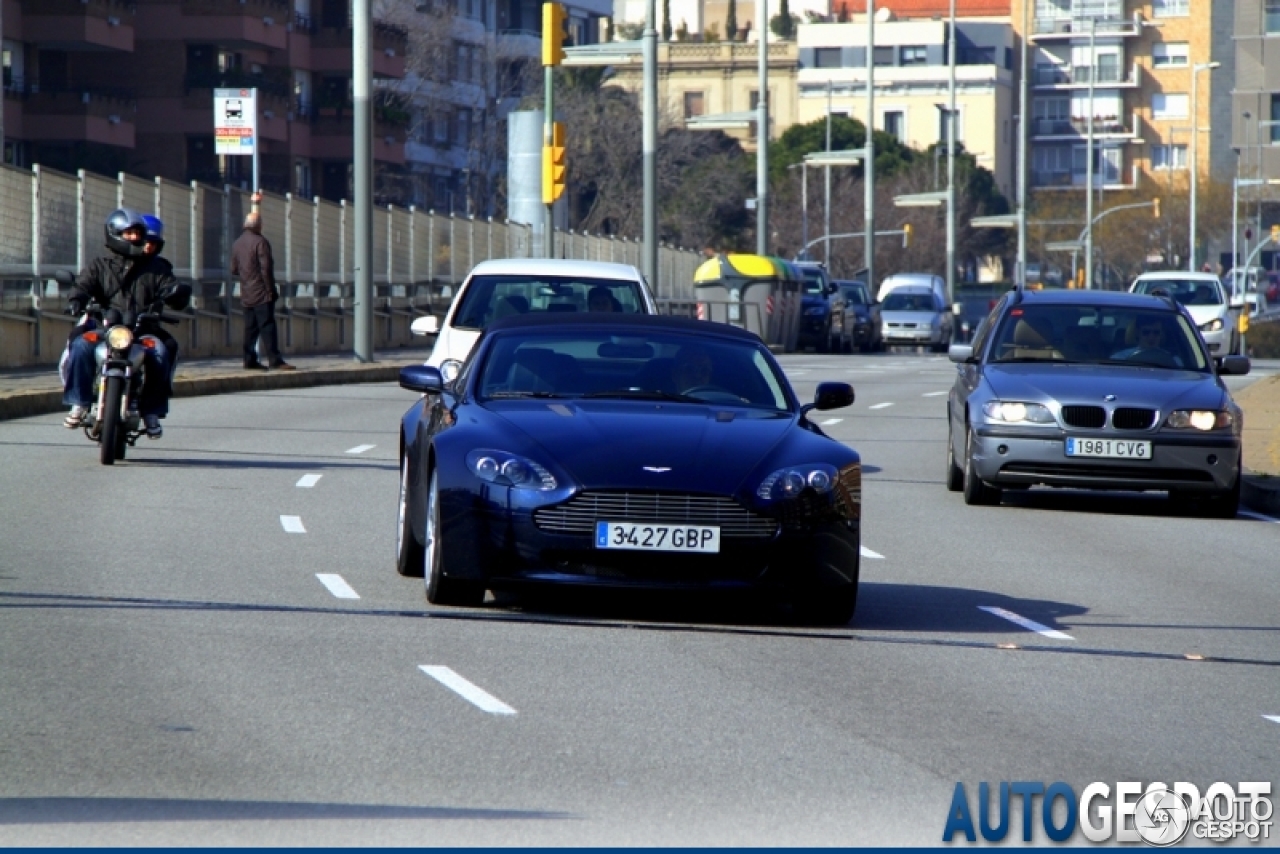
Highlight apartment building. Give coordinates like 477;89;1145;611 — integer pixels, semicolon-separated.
1231;0;1280;228
1016;0;1232;197
2;0;408;203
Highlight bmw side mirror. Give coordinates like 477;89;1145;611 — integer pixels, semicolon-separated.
812;382;855;411
400;364;445;393
411;315;440;336
948;343;975;363
1217;355;1251;376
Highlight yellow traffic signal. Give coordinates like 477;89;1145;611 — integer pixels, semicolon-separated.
1152;197;1160;219
542;2;567;67
1271;223;1279;243
542;121;566;204
1239;310;1250;334
902;223;913;248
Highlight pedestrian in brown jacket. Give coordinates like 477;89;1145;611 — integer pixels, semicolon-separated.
230;193;294;371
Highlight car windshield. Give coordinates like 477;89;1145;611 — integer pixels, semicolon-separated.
840;285;868;304
1131;279;1223;306
988;304;1209;371
475;329;792;410
452;275;647;331
883;292;935;312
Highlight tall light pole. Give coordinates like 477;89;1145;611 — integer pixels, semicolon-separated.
945;0;955;305
643;0;658;285
1016;0;1028;287
825;80;832;265
352;0;373;361
865;0;876;292
756;0;769;256
1083;17;1096;289
788;162;809;258
1189;60;1220;271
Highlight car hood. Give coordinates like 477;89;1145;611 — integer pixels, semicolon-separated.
482;399;797;493
1184;303;1227;324
802;295;829;311
427;326;480;367
881;310;939;324
983;363;1227;411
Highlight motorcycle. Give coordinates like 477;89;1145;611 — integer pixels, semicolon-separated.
56;270;177;466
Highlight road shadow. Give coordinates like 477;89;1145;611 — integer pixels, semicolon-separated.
852;582;1085;634
0;797;571;825
995;487;1223;519
127;457;396;473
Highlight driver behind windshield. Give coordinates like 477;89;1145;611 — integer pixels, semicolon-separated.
672;346;714;393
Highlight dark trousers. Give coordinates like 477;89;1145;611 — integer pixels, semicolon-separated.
243;301;284;366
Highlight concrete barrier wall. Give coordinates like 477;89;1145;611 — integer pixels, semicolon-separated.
0;163;703;368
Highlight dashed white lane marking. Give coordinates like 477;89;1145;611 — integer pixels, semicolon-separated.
978;606;1075;640
316;573;359;599
1239;509;1280;524
868;402;895;410
860;546;884;559
820;418;843;425
847;369;885;374
346;444;376;454
1264;715;1280;724
280;515;306;534
922;391;948;397
419;666;517;715
296;474;323;488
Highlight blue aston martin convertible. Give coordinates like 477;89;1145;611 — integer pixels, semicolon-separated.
395;313;863;624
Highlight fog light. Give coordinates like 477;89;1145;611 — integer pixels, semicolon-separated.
1207;454;1218;465
997;444;1009;455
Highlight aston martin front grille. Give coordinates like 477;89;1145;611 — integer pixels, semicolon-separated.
1112;407;1157;430
534;491;779;538
1061;405;1106;429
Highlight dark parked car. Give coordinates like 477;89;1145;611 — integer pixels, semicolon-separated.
945;288;1250;516
396;313;864;624
794;262;844;352
833;279;882;352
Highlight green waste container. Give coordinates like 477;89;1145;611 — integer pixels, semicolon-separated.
691;253;804;352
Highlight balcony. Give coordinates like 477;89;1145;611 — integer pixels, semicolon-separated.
1032;167;1137;192
1032;112;1140;142
19;0;136;52
1033;62;1141;90
308;102;406;165
311;19;407;79
184;68;292;100
19;84;136;147
1029;15;1143;41
172;0;290;50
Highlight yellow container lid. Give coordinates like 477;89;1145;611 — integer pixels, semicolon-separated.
694;253;784;283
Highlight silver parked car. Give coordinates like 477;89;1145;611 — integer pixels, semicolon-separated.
880;286;953;352
1129;271;1241;356
945;289;1250;517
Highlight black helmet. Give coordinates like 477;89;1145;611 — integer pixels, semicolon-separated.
104;208;149;258
141;214;165;255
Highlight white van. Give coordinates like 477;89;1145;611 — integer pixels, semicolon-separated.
877;273;946;305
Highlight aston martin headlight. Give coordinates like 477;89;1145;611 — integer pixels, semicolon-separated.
1165;409;1232;431
981;400;1055;425
466;449;557;490
756;463;838;501
106;326;133;350
1198;318;1224;333
440;359;463;383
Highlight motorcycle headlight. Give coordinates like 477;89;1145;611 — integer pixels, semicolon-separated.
982;400;1056;425
1198;318;1224;333
106;326;133;350
440;359;463;383
466;449;557;490
756;463;837;501
1165;410;1232;431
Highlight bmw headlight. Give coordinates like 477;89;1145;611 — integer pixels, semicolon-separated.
466;449;557;490
756;463;837;501
982;400;1056;425
1199;318;1224;333
106;326;133;350
1165;410;1233;431
440;359;463;383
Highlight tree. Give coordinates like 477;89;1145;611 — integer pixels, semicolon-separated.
662;0;673;41
770;0;796;39
725;0;738;42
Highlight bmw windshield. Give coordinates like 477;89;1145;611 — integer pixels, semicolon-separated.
988;304;1209;371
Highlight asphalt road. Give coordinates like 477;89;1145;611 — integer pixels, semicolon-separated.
1;352;1277;845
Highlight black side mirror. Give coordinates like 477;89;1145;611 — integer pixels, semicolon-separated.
811;382;855;411
1216;355;1251;376
400;364;445;393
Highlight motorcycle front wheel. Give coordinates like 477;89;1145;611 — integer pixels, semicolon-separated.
98;375;124;466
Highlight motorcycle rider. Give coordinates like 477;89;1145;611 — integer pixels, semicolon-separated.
62;208;191;439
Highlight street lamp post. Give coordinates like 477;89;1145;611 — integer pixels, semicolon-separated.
865;0;876;293
1016;0;1028;287
825;80;832;265
945;0;955;305
1189;61;1221;272
1084;17;1096;289
788;162;809;258
756;0;768;256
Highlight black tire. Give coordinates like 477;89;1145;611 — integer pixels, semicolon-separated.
962;428;1001;506
945;420;964;492
396;455;425;577
816;328;831;354
98;376;123;467
114;428;127;461
793;583;858;626
424;468;484;606
1204;461;1242;520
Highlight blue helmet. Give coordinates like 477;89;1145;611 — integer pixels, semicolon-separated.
141;214;164;254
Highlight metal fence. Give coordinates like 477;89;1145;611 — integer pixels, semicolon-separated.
0;163;704;367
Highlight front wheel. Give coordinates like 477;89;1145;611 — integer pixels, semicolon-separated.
945;420;964;492
962;428;1002;506
424;468;484;607
396;455;425;577
98;375;124;467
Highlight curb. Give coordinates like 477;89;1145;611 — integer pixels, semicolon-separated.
0;364;404;423
1242;474;1280;517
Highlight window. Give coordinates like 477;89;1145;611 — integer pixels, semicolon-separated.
1153;0;1189;16
1033;96;1070;134
683;91;704;119
937;108;962;144
813;47;842;68
1152;93;1188;119
1268;1;1280;33
1271;94;1280;142
883;110;905;142
455;108;470;147
873;46;894;66
1151;144;1188;170
749;90;771;110
433;111;450;143
1151;42;1189;67
900;46;927;66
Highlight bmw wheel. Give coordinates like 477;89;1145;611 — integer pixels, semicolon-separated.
962;428;1002;506
424;467;484;606
1203;456;1242;520
396;455;425;577
945;419;964;492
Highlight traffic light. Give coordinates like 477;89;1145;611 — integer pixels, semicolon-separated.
1271;223;1279;243
1152;197;1160;219
542;121;566;204
542;2;567;67
902;223;913;248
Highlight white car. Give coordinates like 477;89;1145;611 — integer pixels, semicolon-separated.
1129;271;1240;356
411;258;658;381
